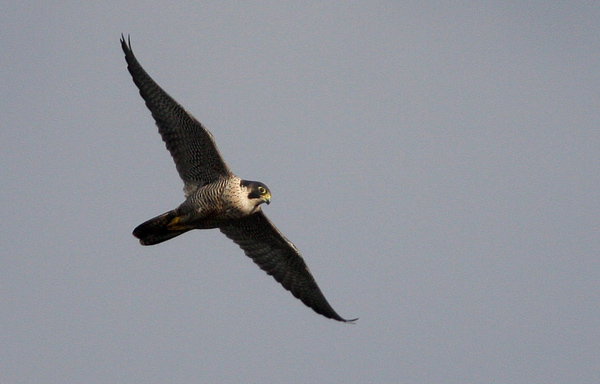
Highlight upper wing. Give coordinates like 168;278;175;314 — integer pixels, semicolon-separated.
121;35;232;191
219;211;356;322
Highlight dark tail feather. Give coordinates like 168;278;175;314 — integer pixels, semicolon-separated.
133;210;190;245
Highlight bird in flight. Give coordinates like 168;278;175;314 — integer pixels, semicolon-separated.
121;35;355;322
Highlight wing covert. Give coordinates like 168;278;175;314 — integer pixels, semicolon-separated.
219;211;355;322
121;35;232;189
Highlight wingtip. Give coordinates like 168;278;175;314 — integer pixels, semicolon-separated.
120;34;132;51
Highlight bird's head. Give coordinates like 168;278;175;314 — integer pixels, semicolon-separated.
241;180;271;206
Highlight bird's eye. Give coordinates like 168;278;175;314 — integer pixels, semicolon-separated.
258;186;266;194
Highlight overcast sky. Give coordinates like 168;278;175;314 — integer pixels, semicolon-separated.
1;2;599;383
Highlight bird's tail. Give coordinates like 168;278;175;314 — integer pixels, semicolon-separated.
133;210;191;246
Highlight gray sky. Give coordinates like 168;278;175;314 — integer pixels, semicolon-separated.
1;2;599;383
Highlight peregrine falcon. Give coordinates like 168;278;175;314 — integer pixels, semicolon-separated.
121;36;355;322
